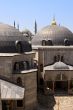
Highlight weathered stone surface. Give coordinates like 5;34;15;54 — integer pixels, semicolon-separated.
37;94;73;110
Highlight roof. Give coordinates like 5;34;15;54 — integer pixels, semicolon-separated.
32;45;73;50
1;79;24;99
0;23;22;38
0;75;24;99
0;23;32;53
32;23;73;46
44;61;73;70
0;51;35;57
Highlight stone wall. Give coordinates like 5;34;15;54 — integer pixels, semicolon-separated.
35;47;73;66
12;70;37;110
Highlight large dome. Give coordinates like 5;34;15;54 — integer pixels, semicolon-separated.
0;23;32;53
32;20;73;46
0;23;26;40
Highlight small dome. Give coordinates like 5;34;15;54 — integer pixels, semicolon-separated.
0;23;32;53
53;61;69;70
21;29;33;36
32;20;73;45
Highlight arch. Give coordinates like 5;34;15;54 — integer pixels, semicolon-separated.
47;40;53;46
26;61;30;69
15;40;23;53
42;40;46;46
64;39;70;46
23;61;27;70
14;62;20;71
54;56;57;62
17;77;22;86
19;61;24;70
61;56;64;62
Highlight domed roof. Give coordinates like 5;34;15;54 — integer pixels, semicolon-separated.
0;23;24;40
0;23;32;53
32;20;73;45
21;29;33;36
53;61;69;70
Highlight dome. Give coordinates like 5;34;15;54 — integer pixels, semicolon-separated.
0;23;32;53
0;23;22;40
44;61;70;70
21;29;33;36
32;20;73;45
53;61;69;70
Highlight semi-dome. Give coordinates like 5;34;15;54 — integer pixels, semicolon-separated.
21;29;33;41
32;20;73;45
53;61;69;70
0;23;32;53
21;29;33;36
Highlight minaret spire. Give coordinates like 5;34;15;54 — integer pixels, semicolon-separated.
34;20;37;34
51;16;57;25
17;23;19;30
14;20;15;28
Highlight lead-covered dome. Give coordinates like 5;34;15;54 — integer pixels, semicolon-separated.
53;61;69;70
32;19;73;46
0;23;32;53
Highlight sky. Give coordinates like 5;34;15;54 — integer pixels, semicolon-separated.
0;0;73;33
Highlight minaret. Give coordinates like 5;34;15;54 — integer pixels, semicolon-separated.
14;21;15;28
34;20;37;34
17;23;19;30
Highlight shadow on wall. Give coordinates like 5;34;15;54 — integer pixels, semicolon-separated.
37;93;56;110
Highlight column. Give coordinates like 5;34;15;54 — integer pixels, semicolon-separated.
68;80;70;94
52;81;55;94
44;81;48;95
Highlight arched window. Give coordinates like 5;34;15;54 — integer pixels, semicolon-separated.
42;40;46;46
15;41;23;53
61;56;64;62
54;56;57;62
19;62;24;70
14;62;20;71
26;61;30;69
54;55;64;62
33;60;37;68
47;40;53;46
64;39;70;46
23;61;27;70
17;77;22;86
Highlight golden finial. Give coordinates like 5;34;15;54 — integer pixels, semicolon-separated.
51;16;57;25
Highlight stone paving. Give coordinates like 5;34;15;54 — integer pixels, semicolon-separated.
37;93;73;110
